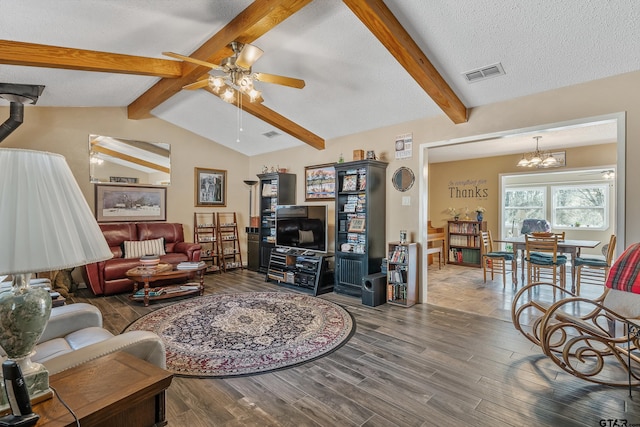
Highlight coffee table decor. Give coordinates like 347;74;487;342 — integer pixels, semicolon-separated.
124;292;355;378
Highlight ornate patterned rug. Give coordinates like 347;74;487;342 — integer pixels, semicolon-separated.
124;292;355;378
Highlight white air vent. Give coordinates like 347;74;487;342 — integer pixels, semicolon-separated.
262;130;281;138
462;62;505;83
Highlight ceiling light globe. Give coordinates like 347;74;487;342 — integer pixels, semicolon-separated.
517;157;530;167
530;156;542;166
542;155;558;167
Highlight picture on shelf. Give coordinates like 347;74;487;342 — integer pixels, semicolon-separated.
342;174;357;192
348;217;366;232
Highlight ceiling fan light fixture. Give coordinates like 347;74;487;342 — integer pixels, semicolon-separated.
209;76;225;92
222;88;235;103
248;88;261;102
235;43;263;69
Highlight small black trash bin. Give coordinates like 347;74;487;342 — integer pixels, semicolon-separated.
362;272;387;307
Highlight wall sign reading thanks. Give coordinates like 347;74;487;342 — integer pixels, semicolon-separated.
448;178;488;199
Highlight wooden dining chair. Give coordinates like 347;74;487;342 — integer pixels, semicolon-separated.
481;231;515;287
525;234;567;295
574;234;616;295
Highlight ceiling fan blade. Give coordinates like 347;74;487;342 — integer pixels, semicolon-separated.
235;43;263;69
182;78;210;90
162;52;222;70
254;73;305;89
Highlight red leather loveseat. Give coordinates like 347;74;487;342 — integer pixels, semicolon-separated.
83;222;201;296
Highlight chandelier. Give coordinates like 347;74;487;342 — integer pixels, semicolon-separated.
207;42;264;104
516;136;558;168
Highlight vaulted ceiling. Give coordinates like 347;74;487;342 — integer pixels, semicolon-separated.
1;0;638;156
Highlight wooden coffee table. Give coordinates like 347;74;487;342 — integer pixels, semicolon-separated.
126;263;206;306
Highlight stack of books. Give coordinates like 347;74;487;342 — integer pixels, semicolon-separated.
177;261;206;270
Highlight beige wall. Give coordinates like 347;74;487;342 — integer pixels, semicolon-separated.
250;70;640;251
3;70;639;273
0;107;252;250
429;143;617;255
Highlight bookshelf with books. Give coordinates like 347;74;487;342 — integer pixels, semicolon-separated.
447;220;486;267
334;159;388;297
194;212;220;273
257;172;296;272
386;242;417;307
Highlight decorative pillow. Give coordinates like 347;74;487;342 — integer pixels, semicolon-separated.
123;238;166;259
298;230;314;244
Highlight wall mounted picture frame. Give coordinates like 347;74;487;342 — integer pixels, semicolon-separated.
95;184;166;222
305;163;336;201
195;167;227;207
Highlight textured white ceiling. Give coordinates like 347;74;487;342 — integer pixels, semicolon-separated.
1;0;638;157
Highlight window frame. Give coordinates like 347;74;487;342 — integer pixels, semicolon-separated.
551;183;609;231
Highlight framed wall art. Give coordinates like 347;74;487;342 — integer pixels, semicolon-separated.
95;184;166;222
195;167;227;207
305;163;336;201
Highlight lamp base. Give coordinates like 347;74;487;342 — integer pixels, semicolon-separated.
0;363;52;415
0;413;39;427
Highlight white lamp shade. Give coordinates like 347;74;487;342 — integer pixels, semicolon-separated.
0;148;113;275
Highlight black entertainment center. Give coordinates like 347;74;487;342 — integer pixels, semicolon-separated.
264;204;334;295
265;247;334;296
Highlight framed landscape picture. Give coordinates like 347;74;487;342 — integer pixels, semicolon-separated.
195;167;227;207
95;184;166;222
305;163;336;201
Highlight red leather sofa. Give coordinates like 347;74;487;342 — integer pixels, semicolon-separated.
83;222;201;296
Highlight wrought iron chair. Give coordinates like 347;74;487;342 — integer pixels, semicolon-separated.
511;242;640;388
481;231;515;287
574;234;616;295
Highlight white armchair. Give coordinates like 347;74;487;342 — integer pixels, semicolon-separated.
32;303;166;374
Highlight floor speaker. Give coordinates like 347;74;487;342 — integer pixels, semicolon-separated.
362;272;387;307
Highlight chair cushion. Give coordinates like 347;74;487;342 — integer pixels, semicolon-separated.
527;253;567;265
486;251;514;260
574;257;608;267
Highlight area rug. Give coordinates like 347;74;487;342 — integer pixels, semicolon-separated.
124;292;355;378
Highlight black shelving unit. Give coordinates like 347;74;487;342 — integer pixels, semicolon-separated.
334;159;388;297
257;172;296;272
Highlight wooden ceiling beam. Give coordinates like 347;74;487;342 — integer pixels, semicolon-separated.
126;0;313;120
203;86;325;150
0;40;181;78
91;145;170;174
343;0;468;124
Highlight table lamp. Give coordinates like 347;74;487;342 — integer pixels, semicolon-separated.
0;148;113;410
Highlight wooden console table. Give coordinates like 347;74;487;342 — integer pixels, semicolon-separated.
33;352;173;427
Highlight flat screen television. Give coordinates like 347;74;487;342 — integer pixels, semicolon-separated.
275;205;328;253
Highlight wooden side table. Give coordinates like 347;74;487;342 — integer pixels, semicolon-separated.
32;352;172;427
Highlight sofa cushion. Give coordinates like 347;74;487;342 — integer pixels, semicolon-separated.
100;223;137;258
123;237;166;259
34;326;114;363
137;223;184;253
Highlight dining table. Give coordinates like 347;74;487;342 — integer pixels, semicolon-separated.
493;236;601;292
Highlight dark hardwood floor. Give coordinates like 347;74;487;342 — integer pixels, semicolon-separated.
68;265;640;427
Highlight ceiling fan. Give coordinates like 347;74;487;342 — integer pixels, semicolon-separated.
163;41;305;104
